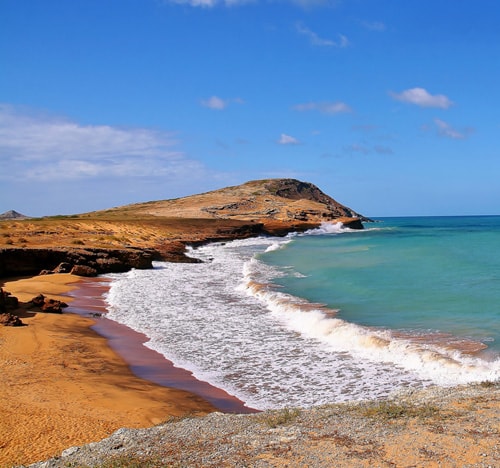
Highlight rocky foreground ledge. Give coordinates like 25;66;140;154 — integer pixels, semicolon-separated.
26;384;499;467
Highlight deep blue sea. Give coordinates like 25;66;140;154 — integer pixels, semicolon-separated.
105;216;500;410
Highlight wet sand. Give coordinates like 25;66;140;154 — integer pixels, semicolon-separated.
0;274;252;466
66;276;257;413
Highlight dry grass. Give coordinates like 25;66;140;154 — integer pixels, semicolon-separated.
357;400;442;420
257;407;301;428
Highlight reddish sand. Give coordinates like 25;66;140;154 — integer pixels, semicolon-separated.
0;274;252;466
65;277;257;413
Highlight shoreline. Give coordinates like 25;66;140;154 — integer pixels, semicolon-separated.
1;261;499;465
65;275;257;414
0;273;251;466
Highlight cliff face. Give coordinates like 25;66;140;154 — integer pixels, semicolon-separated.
0;247;155;278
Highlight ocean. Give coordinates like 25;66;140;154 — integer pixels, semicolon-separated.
104;216;500;410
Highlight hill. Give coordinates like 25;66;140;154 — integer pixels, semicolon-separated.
0;179;366;277
90;178;366;226
0;210;28;220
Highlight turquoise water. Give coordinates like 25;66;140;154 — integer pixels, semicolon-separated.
105;216;499;409
261;216;500;356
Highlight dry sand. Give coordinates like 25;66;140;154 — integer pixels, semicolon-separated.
0;274;216;466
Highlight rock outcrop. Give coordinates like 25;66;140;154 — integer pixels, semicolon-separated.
30;294;68;313
0;288;23;326
0;247;155;278
0;313;23;326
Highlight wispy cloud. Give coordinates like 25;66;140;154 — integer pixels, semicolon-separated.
434;118;473;140
291;0;340;8
342;142;393;156
360;20;386;32
166;0;338;8
373;145;394;154
345;143;370;155
169;0;247;8
278;133;300;145
390;87;453;109
0;104;205;181
200;96;244;110
296;23;349;47
293;101;352;114
352;124;378;132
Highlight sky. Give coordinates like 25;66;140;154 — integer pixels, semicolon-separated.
1;0;499;217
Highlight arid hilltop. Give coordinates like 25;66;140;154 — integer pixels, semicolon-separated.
93;178;365;224
0;179;365;277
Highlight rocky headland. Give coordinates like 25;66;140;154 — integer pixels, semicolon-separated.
0;179;366;278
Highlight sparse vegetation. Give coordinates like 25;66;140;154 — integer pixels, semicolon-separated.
478;380;498;388
258;407;301;428
92;455;175;468
357;400;441;420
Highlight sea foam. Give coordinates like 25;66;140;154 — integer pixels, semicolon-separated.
104;228;498;410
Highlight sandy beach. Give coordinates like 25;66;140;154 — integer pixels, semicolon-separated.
0;274;244;466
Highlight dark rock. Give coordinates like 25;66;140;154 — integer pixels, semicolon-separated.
71;265;98;277
39;269;54;275
30;294;46;308
41;298;68;314
337;217;364;230
1;289;19;311
0;313;23;326
0;247;155;278
29;294;68;313
53;262;73;273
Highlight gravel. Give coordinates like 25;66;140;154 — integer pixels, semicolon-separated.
24;383;499;468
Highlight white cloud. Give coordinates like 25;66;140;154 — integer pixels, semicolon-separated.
390;87;453;109
293;101;352;114
296;23;349;47
0;104;205;181
278;133;300;145
434;118;472;140
200;96;244;110
201;96;228;110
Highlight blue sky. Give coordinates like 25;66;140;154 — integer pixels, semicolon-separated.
1;0;499;217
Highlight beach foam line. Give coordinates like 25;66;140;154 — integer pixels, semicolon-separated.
66;277;257;414
242;257;500;385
